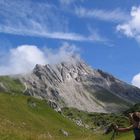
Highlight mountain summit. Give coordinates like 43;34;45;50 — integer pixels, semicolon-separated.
20;57;140;113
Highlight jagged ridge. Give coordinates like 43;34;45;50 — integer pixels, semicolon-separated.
19;57;140;113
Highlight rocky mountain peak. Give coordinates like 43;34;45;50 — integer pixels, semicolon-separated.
19;57;140;113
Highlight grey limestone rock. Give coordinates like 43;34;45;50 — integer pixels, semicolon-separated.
19;56;140;113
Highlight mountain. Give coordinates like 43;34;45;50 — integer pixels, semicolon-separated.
0;76;133;140
18;56;140;113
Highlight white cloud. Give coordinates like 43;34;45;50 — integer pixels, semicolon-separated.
132;73;140;88
87;26;109;43
117;6;140;43
75;7;129;22
0;0;105;42
59;0;76;5
0;26;100;42
0;45;47;75
0;43;79;75
44;42;80;65
0;0;69;40
59;0;85;6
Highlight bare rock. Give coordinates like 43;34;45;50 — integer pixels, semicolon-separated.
18;56;140;113
59;129;69;136
0;82;8;92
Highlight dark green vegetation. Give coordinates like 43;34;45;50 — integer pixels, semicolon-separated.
124;103;140;115
62;108;129;130
62;108;135;140
0;76;137;139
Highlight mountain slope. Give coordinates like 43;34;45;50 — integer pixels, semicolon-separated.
0;92;134;140
0;92;93;140
19;57;140;113
0;76;136;140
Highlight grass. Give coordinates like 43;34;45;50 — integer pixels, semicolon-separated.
0;93;134;140
0;93;94;140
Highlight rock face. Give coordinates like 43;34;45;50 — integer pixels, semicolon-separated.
19;57;140;113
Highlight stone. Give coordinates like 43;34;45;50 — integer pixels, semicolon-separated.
59;129;69;136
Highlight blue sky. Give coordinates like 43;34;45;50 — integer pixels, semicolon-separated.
0;0;140;87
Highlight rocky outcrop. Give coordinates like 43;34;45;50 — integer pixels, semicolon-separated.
59;129;69;136
48;100;61;113
0;82;7;92
19;56;140;113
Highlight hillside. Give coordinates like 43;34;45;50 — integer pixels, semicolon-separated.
0;76;135;140
0;77;91;140
0;92;134;140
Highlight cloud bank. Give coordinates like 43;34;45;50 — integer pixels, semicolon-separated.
0;43;79;75
132;73;140;88
117;6;140;43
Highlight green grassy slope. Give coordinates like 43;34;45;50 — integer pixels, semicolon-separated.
0;76;135;140
0;76;24;94
0;93;134;140
0;93;95;140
